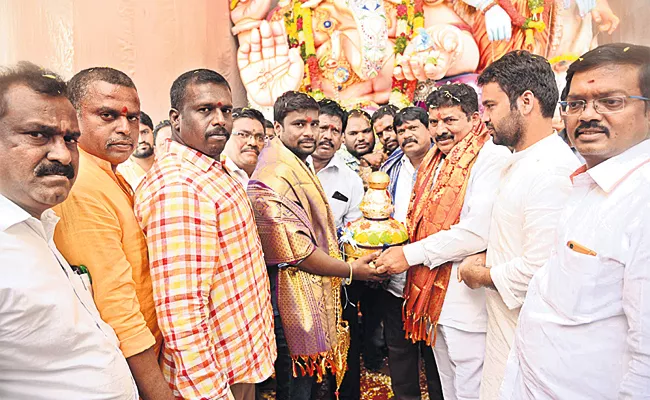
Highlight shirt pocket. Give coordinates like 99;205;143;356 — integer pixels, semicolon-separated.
547;246;624;320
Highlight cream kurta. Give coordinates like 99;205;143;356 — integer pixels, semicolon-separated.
480;134;580;400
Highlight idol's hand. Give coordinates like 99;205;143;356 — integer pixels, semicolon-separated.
230;0;272;35
574;0;597;17
394;25;463;82
375;246;410;275
484;5;512;42
592;0;619;34
352;251;389;282
237;20;305;107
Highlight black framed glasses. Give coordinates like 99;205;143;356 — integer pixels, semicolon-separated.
559;95;650;116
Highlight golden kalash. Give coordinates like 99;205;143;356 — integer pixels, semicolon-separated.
340;171;408;261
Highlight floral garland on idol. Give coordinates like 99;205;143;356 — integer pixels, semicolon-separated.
389;0;424;108
284;1;324;100
497;0;553;47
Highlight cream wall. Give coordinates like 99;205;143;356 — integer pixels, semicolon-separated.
0;0;246;124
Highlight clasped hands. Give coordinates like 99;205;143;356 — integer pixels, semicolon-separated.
365;247;492;290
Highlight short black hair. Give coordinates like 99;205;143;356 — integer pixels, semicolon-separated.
394;106;429;129
153;119;171;143
562;43;650;101
170;69;231;111
426;83;479;118
264;119;274;130
68;67;137;111
232;107;266;130
478;50;558;118
273;91;319;125
0;61;68;119
139;111;153;130
318;98;348;131
347;108;371;124
371;104;399;128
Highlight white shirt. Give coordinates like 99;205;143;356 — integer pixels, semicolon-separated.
479;133;581;400
386;154;417;298
311;153;364;231
0;195;137;400
500;139;650;400
223;154;250;188
402;140;510;332
117;156;147;190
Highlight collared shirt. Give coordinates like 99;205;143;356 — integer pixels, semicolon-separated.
479;133;580;399
380;147;405;200
221;154;250;188
53;148;160;358
134;140;276;400
386;154;417;298
309;153;364;231
117;156;148;190
501;139;650;400
402;140;510;332
0;195;137;400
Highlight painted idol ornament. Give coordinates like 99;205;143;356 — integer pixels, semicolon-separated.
340;171;408;262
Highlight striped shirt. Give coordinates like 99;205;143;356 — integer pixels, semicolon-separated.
134;140;276;399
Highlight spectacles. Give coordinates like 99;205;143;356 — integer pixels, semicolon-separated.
232;130;266;143
559;95;650;116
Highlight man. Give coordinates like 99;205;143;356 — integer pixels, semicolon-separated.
134;69;276;400
376;106;443;400
310;99;362;230
373;104;405;187
308;98;364;400
501;43;650;399
222;107;266;187
53;67;172;400
118;111;155;189
375;84;510;400
248;91;385;400
456;50;581;399
153;119;172;150
339;109;383;182
0;62;136;399
264;118;275;141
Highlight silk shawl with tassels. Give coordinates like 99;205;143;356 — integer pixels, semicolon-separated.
403;123;490;346
247;138;349;387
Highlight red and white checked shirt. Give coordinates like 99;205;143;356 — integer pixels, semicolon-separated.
134;140;276;399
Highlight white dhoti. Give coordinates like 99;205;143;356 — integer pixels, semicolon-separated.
433;324;486;400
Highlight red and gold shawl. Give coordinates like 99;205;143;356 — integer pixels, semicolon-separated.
403;123;489;345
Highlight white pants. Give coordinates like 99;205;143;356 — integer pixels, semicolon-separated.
432;325;486;400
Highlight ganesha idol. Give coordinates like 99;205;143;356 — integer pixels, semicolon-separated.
230;0;619;109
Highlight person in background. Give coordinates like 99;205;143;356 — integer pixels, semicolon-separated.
118;111;155;189
0;61;137;400
264;118;276;142
153;119;172;151
222;107;266;187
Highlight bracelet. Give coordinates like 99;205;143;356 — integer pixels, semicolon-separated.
482;0;498;14
344;261;353;286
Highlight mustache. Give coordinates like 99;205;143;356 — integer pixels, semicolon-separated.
575;120;610;137
35;161;75;179
317;139;334;148
401;137;418;147
205;126;229;138
299;138;315;145
435;133;454;142
105;137;134;148
242;145;260;155
486;123;495;131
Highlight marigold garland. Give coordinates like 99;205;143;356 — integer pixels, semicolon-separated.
497;0;553;47
285;1;324;100
390;0;425;107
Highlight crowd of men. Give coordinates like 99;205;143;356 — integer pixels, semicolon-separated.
0;41;649;400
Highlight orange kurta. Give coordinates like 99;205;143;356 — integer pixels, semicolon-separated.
53;148;161;359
